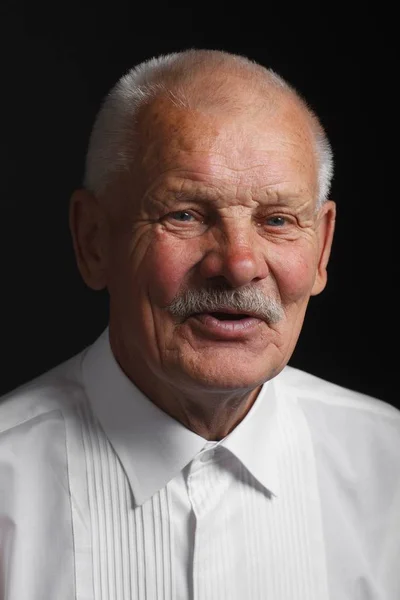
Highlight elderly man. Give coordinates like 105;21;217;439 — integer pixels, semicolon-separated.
0;49;399;600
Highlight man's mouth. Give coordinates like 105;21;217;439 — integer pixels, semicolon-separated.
191;310;256;322
183;310;265;340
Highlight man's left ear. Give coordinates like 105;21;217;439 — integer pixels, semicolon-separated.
311;200;336;296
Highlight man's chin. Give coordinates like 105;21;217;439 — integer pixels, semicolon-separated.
174;354;279;393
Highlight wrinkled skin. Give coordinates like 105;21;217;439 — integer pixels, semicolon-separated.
70;87;336;439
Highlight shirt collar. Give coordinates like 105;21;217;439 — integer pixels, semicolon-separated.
81;327;281;506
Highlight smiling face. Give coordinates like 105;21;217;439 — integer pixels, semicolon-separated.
89;90;335;397
71;85;335;403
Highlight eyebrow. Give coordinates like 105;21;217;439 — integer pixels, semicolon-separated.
174;192;213;204
170;189;307;207
150;190;219;207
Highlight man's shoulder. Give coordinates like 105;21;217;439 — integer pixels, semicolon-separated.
276;367;400;522
0;350;87;436
276;365;399;421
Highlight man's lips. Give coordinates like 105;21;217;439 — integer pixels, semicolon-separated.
187;311;264;339
189;308;264;321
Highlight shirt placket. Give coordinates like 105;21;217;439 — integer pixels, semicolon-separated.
186;448;236;600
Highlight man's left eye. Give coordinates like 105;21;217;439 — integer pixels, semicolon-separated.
169;211;195;222
266;216;287;227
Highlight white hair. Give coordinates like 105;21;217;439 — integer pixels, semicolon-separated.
84;49;334;209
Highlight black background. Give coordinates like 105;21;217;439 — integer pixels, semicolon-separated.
2;5;395;408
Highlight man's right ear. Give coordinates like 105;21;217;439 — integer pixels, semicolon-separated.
69;189;109;290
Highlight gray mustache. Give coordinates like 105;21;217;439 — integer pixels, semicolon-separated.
166;287;284;324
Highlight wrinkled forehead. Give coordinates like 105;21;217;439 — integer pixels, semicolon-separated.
135;96;225;171
130;92;318;193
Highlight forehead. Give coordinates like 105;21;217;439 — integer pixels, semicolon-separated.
132;94;318;197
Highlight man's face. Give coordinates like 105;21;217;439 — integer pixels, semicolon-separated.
102;94;335;393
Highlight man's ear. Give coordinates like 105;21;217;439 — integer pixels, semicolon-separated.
311;200;336;296
69;188;109;290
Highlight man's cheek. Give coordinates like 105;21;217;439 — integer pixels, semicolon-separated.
274;249;317;301
147;242;193;305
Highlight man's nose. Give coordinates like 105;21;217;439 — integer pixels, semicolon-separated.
198;223;269;288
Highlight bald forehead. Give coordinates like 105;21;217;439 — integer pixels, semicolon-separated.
157;68;294;118
153;62;312;122
134;81;315;167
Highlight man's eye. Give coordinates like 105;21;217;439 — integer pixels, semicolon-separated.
266;216;287;227
169;211;195;222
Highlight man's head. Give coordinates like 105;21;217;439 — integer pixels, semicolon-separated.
70;49;335;400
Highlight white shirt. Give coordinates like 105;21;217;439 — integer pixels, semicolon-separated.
0;327;399;600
